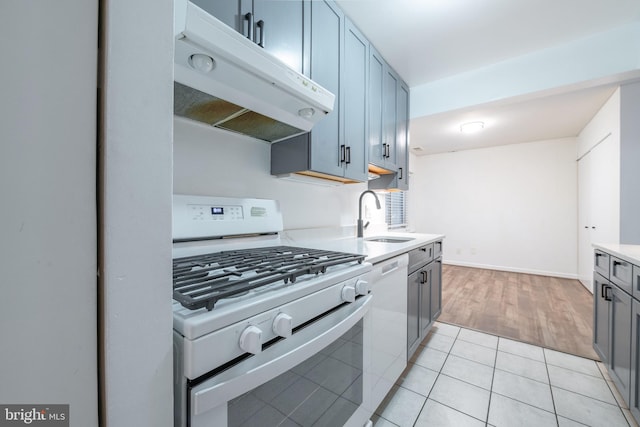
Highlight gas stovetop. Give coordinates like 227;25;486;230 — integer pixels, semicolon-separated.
173;246;366;311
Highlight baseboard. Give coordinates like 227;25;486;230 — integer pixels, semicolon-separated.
443;260;579;280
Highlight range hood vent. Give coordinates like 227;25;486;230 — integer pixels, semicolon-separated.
173;0;335;142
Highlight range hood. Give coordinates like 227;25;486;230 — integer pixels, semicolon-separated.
173;0;335;142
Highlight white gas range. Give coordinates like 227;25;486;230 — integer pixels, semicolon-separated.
172;195;374;427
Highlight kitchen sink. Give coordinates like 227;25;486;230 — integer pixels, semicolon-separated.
364;236;415;243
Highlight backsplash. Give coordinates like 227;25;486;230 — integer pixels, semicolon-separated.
173;118;375;231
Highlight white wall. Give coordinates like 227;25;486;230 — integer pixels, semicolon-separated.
0;1;98;425
173;118;370;231
409;138;578;278
101;0;174;426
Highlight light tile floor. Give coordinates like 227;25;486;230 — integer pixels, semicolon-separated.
373;322;639;427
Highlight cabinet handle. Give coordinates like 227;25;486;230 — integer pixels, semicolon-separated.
340;145;346;163
420;270;427;284
256;19;265;48
244;13;254;41
346;146;351;164
601;282;606;298
604;285;612;302
385;144;390;158
398;167;403;180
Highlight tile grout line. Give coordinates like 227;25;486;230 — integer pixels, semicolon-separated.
541;348;561;427
410;325;460;426
485;337;500;426
422;328;496;426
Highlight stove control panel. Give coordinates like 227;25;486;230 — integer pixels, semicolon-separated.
189;204;244;221
173;195;283;241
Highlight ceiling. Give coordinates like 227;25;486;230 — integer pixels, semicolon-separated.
336;0;640;155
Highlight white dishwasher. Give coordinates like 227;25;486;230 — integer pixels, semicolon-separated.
366;253;409;412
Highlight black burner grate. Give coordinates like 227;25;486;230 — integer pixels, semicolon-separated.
173;246;365;311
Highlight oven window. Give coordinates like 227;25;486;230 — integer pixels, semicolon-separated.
228;319;364;427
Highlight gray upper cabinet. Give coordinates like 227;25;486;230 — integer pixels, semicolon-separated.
395;82;410;190
368;48;385;171
342;18;369;182
307;0;343;178
368;48;410;191
369;47;398;173
271;1;370;183
269;0;409;185
193;0;304;73
382;66;398;170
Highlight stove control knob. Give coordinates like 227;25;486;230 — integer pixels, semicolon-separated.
239;325;262;355
341;285;356;303
355;279;369;296
272;313;293;338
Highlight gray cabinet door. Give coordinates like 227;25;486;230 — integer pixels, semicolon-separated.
610;284;632;406
407;269;421;359
420;267;432;337
309;0;343;178
382;66;398;170
395;81;409;190
192;0;242;32
343;18;368;181
253;0;304;73
430;258;442;321
368;47;385;168
630;299;640;421
193;0;303;73
593;272;610;363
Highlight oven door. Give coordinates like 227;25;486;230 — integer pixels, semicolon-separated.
187;295;372;427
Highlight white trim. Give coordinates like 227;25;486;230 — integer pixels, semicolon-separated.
443;260;579;280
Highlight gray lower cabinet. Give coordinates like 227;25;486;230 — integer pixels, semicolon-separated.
192;0;304;73
430;258;442;320
407;241;443;360
630;299;640;420
609;283;632;404
407;267;422;359
593;272;610;363
593;250;636;410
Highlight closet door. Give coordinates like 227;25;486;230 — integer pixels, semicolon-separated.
577;134;620;291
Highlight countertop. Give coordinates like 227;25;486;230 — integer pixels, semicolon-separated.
281;227;445;264
593;243;640;266
173;226;444;264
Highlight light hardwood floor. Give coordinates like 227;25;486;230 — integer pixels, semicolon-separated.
438;264;598;360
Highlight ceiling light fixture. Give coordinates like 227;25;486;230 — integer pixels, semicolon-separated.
460;121;484;134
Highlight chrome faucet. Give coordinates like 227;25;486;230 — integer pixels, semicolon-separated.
357;190;381;238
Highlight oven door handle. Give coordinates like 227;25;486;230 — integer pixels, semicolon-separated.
191;295;372;416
